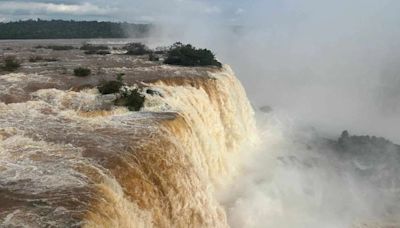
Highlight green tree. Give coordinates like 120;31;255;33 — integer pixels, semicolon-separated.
164;42;222;67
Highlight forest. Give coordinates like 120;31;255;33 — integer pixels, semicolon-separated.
0;19;151;39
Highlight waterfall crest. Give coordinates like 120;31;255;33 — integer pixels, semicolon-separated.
0;66;258;227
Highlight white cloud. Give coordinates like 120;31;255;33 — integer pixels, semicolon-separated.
0;1;113;15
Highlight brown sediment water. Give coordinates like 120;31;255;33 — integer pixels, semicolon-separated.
0;62;258;227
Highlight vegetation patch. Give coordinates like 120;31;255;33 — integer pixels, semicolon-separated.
46;45;74;51
148;52;160;61
164;42;222;67
154;46;168;54
0;20;151;39
124;42;150;55
98;74;125;95
80;44;109;51
84;50;111;55
73;67;91;77
97;73;145;111
115;88;145;111
29;56;58;62
98;80;123;94
29;56;43;62
1;56;21;71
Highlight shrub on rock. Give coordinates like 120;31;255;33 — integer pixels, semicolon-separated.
2;56;21;71
123;42;150;55
73;67;91;77
84;50;111;55
80;43;109;51
148;52;159;61
164;42;222;67
46;45;74;51
98;80;123;94
116;88;145;111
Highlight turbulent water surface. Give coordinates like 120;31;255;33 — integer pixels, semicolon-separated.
1;40;400;228
0;45;257;227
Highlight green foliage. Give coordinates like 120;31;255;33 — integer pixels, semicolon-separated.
33;45;72;51
335;130;400;158
46;58;58;62
84;50;96;55
0;19;151;39
29;56;58;62
116;88;145;111
2;56;21;71
164;42;222;67
46;45;74;51
73;67;91;77
96;50;111;55
148;52;160;61
80;44;109;51
84;50;111;55
124;42;150;55
97;73;144;111
98;74;124;95
154;46;168;54
29;56;43;62
116;73;124;82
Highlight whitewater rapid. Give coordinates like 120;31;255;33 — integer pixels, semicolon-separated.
0;65;259;227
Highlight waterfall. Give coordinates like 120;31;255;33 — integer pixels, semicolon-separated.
0;65;258;227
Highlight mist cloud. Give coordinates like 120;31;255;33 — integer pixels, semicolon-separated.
142;0;400;143
220;112;400;227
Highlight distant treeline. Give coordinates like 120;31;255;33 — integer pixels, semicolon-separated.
0;19;151;39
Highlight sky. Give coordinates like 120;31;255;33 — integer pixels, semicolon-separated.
1;0;400;142
0;0;246;23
